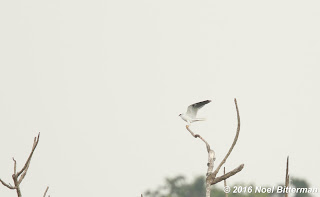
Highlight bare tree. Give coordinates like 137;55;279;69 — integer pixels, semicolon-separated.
185;98;244;197
0;133;50;197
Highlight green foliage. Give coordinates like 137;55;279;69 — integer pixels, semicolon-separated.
144;175;314;197
144;175;271;197
291;177;312;197
144;175;205;197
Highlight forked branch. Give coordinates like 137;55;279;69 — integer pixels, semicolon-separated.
212;164;244;184
207;98;243;185
184;98;244;197
186;125;216;197
0;133;45;197
17;133;40;177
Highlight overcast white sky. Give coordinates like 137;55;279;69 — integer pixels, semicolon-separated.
0;0;320;196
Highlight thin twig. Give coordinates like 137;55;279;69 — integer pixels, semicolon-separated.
13;158;17;175
43;186;49;197
285;156;289;197
211;164;244;184
0;179;16;189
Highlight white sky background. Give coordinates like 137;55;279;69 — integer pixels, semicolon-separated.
0;0;319;196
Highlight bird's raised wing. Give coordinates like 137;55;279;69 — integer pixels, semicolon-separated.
186;100;211;118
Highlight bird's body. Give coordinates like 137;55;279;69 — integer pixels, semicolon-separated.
179;100;211;124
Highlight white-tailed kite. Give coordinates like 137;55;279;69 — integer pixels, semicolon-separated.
179;100;211;124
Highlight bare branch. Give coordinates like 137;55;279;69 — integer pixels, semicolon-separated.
185;125;216;173
43;186;49;197
0;179;16;189
12;174;21;197
18;158;31;185
183;99;243;197
211;164;244;184
16;133;40;186
285;156;289;197
186;125;211;153
185;125;216;197
224;167;228;197
13;158;17;175
0;133;41;197
11;172;21;197
209;98;241;182
17;133;40;177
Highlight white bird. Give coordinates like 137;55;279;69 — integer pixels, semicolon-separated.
179;100;211;124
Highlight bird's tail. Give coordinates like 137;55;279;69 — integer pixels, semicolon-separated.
192;118;206;122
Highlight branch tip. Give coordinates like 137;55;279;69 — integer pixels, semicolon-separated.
0;133;41;197
43;186;49;197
